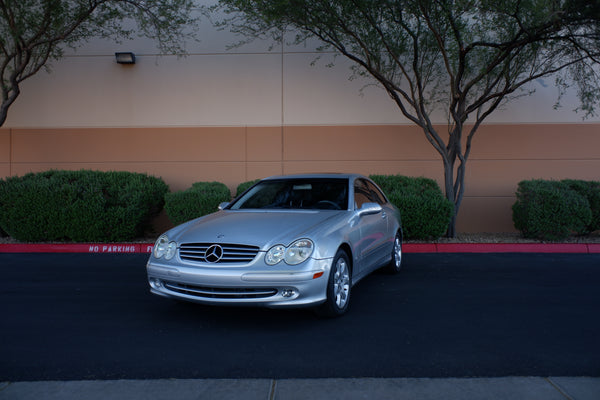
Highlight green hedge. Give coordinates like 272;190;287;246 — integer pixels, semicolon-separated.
562;179;600;233
512;179;594;241
0;170;168;242
164;181;231;226
370;175;453;240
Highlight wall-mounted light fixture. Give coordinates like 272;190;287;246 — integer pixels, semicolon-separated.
115;52;136;64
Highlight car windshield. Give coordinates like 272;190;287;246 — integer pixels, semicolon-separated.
230;178;349;210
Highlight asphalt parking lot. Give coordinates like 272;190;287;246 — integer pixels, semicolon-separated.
1;252;599;382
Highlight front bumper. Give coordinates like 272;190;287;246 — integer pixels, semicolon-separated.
146;257;332;308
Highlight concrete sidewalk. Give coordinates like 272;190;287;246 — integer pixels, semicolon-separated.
1;377;599;400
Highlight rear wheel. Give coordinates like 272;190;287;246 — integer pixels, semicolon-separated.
317;249;351;317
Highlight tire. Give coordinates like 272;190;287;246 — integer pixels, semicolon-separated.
386;232;402;274
317;249;351;317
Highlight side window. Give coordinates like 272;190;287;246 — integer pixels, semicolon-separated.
354;179;387;209
365;181;386;205
354;180;371;209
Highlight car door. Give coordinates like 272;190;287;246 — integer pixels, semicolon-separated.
353;179;390;274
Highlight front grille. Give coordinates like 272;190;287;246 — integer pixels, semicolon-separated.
164;281;277;299
179;243;260;264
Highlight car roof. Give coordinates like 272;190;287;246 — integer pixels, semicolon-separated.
261;173;365;181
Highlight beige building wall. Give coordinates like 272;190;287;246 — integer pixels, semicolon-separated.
1;2;599;233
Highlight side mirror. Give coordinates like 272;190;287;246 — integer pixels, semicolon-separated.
218;202;230;210
358;202;382;216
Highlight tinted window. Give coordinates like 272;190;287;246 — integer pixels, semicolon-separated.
230;179;348;210
366;180;386;204
354;179;386;208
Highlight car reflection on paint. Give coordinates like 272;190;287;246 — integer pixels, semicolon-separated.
146;173;402;316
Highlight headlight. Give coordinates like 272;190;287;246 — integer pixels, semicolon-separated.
265;245;286;265
285;239;314;265
165;241;177;260
265;239;314;266
153;235;177;260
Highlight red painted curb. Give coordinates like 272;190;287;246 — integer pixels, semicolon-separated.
403;243;597;253
588;244;600;254
1;243;598;254
0;243;154;254
403;243;437;253
434;243;590;253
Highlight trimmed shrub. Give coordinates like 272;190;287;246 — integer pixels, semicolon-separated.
0;180;6;237
164;181;231;226
0;170;168;242
372;174;441;195
562;179;600;233
235;179;260;197
370;175;453;240
512;180;592;241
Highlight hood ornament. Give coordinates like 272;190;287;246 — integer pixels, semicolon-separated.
205;244;223;263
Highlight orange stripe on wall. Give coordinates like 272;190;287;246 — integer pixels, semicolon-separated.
1;123;599;233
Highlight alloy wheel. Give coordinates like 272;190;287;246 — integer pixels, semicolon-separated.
333;257;350;309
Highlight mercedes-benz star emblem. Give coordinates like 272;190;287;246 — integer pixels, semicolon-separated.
205;244;224;263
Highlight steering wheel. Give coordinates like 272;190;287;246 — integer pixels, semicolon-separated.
316;200;342;210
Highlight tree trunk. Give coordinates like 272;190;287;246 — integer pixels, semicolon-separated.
0;103;9;127
443;158;458;238
0;84;20;128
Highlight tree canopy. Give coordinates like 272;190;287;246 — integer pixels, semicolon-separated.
215;0;600;236
0;0;198;126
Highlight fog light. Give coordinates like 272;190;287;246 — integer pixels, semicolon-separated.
281;289;296;298
150;278;163;289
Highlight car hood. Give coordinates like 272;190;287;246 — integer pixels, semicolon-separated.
169;210;341;249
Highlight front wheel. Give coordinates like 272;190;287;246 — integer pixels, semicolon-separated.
386;232;402;274
316;249;351;317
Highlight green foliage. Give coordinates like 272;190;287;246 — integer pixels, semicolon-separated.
561;179;600;233
371;175;441;195
216;0;600;118
216;0;600;237
0;170;168;242
512;180;592;241
164;182;231;226
1;0;198;126
235;179;260;197
370;175;453;240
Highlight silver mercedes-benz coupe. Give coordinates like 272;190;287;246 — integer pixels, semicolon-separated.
147;173;402;316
